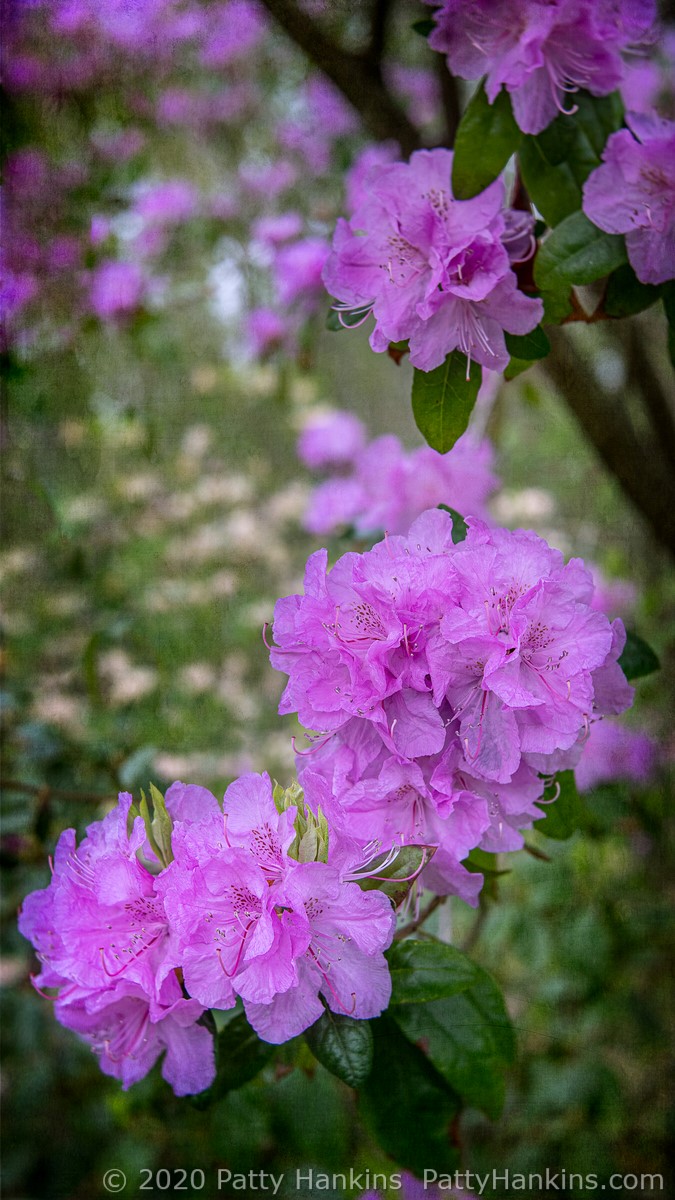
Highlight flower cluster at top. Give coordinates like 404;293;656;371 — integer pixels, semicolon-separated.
19;775;395;1092
322;148;543;373
427;0;658;135
296;409;499;537
582;111;675;286
270;509;633;903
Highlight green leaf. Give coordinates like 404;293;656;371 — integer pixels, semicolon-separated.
390;965;515;1119
412;17;436;36
437;504;468;543
353;844;434;907
190;1012;274;1108
504;355;536;381
411;354;482;452
519;91;624;227
387;940;479;1005
464;847;507;877
504;325;550;361
136;783;174;868
604;264;661;318
304;1010;373;1088
534;770;585;840
148;782;174;867
359;1016;461;1176
535;212;627;292
452;84;521;199
540;289;574;325
618;629;660;680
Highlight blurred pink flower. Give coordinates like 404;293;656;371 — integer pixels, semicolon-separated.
575;718;658;791
89;260;144;320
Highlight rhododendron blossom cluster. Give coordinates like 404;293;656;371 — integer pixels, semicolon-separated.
322;149;543;373
19;774;396;1091
428;0;658;135
270;509;634;900
297;412;499;537
18;794;215;1095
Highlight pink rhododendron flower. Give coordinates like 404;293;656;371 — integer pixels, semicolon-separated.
273;236;331;308
20;774;396;1074
158;772;395;1041
19;793;172;998
582;111;675;285
89;260;144;320
270;509;634;899
245;861;394;1042
575;718;658;791
239;160;297;199
89;215;112;246
18;791;215;1095
299;415;498;536
199;0;266;68
246;307;288;358
344;142;399;213
429;521;625;777
55;976;215;1095
428;0;658;135
252;212;304;247
385;65;442;128
0;268;39;332
322;149;542;372
134;180;199;224
300;735;489;904
297;410;367;471
589;565;637;618
305;75;359;138
621;29;675;115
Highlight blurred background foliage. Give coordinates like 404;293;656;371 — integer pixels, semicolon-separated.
1;2;674;1198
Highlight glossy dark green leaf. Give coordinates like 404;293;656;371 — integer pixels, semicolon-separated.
387;940;479;1005
504;325;551;361
437;504;468;543
519;91;624;228
535;212;627;291
359;1016;461;1176
539;289;574;325
304;1010;373;1088
452;84;521;199
534;770;585;839
412;17;435;36
464;847;507;876
190;1012;274;1108
412;354;482;452
618;629;660;680
604;264;661;318
390;965;515;1119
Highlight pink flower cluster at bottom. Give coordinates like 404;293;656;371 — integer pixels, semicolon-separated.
19;775;395;1092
